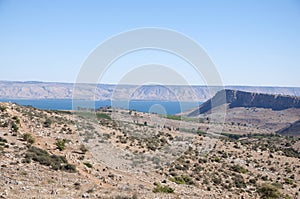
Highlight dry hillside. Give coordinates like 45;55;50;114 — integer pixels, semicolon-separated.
0;102;299;198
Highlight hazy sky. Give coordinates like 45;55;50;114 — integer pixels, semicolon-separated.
0;0;299;86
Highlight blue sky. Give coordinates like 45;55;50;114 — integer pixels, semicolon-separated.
0;0;299;86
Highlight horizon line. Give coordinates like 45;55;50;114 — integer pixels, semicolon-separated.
0;80;299;88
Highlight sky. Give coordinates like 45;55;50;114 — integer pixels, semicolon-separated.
0;0;300;87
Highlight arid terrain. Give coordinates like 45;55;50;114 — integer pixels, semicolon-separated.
0;90;300;198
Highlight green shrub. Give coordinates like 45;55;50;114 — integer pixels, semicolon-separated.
165;115;181;121
96;113;111;120
0;105;6;112
170;175;194;185
212;176;222;185
231;164;248;174
257;183;281;199
12;116;20;124
153;183;174;193
22;133;35;145
43;118;52;128
83;162;93;168
284;178;293;185
55;139;66;151
197;130;207;136
24;146;76;172
11;122;19;132
233;174;246;188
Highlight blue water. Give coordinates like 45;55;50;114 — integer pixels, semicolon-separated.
0;99;200;115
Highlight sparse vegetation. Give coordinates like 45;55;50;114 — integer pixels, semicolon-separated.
164;115;181;121
12;116;20;124
11;122;19;132
55;139;67;151
257;183;281;199
0;105;6;112
24;146;76;172
43;118;52;128
96;113;112;120
170;175;194;185
230;164;248;174
153;183;174;193
22;133;35;145
0;102;299;198
83;162;93;168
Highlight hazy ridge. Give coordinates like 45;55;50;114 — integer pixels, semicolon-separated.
1;81;300;101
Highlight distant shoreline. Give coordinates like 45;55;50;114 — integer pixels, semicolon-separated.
0;99;201;115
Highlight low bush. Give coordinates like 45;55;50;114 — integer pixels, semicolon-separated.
12;116;20;124
55;139;67;151
22;133;35;145
24;146;76;172
11;122;19;132
96;113;112;120
170;175;194;185
0;105;6;112
153;183;174;193
231;164;248;174
233;174;246;188
83;162;93;168
257;183;281;199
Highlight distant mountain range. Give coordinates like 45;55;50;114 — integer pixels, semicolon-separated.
0;80;300;101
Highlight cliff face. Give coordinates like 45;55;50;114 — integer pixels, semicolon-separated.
188;89;300;116
226;90;300;110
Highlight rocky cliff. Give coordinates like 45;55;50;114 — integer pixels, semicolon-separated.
188;89;300;116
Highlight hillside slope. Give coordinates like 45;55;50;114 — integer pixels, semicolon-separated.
277;120;300;136
0;102;300;198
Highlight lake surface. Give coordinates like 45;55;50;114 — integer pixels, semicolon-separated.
0;99;201;115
